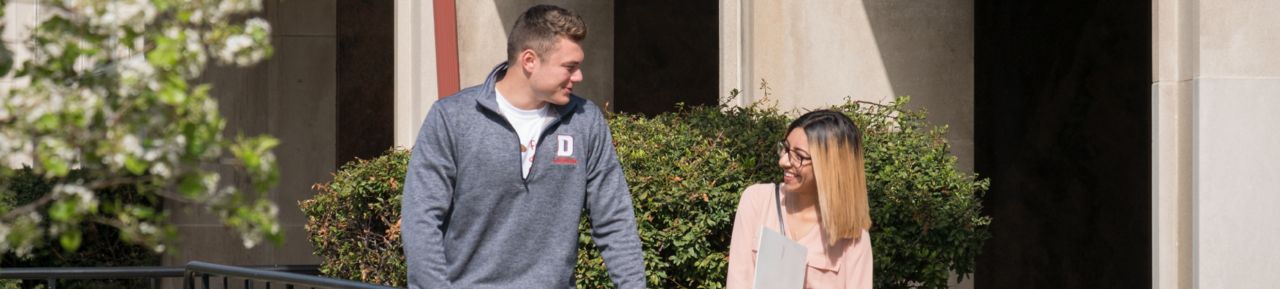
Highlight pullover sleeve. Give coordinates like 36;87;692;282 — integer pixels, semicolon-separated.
402;104;456;289
583;112;648;289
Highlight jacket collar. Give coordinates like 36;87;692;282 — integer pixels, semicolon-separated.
476;62;582;119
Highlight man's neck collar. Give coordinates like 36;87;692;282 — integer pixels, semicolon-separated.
495;76;546;110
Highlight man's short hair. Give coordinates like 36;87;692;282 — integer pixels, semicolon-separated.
507;5;587;64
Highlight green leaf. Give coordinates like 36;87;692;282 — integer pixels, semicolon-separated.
40;154;70;178
124;155;148;175
178;173;206;197
49;200;75;222
0;42;13;76
59;229;82;252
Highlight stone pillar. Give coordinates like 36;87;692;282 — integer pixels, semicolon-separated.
1154;0;1280;288
1152;0;1193;288
394;0;441;147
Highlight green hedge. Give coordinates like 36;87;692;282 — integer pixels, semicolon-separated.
0;168;161;289
300;150;409;287
301;98;990;289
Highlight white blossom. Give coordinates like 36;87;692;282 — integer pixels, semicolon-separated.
149;162;171;178
53;184;98;211
213;0;264;21
0;223;10;252
218;35;253;64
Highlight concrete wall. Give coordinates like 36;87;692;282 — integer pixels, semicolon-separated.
722;0;975;171
455;1;614;110
167;0;335;267
1188;1;1280;288
1154;0;1280;288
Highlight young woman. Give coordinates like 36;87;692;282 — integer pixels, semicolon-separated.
726;110;873;288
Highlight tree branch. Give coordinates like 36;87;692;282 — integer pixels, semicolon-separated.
1;175;141;221
1;192;55;220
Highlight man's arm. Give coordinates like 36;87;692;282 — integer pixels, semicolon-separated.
402;104;456;289
583;112;648;289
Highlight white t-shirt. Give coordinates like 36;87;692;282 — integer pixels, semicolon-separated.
495;90;555;178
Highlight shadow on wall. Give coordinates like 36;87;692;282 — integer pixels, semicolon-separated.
863;0;975;172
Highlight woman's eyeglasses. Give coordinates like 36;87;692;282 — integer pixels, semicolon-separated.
775;141;812;167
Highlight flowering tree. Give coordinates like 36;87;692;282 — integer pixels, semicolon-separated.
0;0;280;257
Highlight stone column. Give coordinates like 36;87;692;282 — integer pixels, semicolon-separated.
394;0;441;148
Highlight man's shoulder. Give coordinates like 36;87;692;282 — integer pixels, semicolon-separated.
434;86;485;108
566;95;605;120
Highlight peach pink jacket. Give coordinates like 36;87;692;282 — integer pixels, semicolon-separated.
726;183;873;289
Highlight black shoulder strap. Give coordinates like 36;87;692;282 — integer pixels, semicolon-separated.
774;183;787;238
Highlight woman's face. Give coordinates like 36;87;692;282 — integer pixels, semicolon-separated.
779;128;818;194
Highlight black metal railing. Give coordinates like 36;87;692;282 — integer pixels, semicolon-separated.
0;261;400;289
0;265;183;289
183;261;398;289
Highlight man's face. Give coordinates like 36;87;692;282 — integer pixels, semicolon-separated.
525;37;584;106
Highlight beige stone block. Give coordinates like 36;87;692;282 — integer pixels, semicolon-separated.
1191;78;1280;288
1197;0;1280;78
166;225;275;266
276;224;322;264
169;56;273;228
169;201;225;226
269;36;336;226
1153;0;1197;82
749;0;895;110
203;63;272;137
863;0;974;172
272;0;337;37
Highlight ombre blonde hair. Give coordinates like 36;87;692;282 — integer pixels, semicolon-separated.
789;110;872;245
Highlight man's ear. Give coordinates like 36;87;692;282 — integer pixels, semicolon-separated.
519;49;538;72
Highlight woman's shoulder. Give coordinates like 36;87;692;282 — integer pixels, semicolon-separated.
741;183;776;199
736;183;776;209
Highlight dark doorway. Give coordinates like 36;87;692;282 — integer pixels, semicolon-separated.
613;0;719;115
336;0;394;166
974;0;1151;288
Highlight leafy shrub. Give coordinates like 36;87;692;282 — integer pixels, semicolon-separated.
301;97;990;289
299;150;409;287
573;102;788;288
848;98;991;288
0;168;161;289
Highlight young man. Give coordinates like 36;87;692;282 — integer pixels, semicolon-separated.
401;5;647;289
